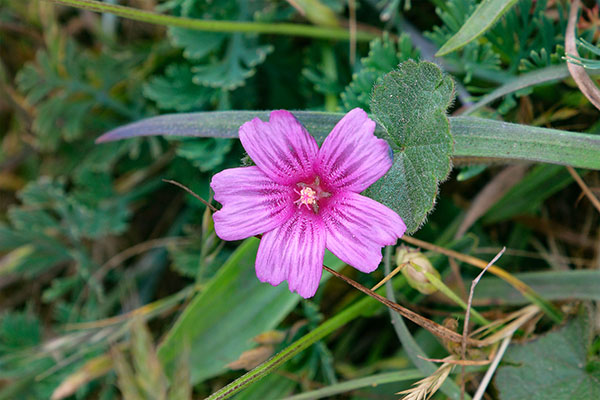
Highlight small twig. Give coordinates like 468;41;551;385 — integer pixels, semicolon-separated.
417;355;492;366
472;335;513;400
322;265;487;347
162;179;218;212
348;0;357;65
371;261;405;291
567;166;600;213
462;247;506;355
460;247;505;400
93;237;190;283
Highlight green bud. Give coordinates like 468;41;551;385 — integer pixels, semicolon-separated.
396;247;440;295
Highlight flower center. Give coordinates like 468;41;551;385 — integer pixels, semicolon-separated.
296;187;317;208
294;177;331;213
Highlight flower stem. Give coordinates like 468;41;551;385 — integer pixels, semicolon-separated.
45;0;379;42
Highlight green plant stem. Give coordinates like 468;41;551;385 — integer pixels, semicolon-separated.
44;0;378;42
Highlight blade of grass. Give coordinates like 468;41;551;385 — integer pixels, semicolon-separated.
474;270;600;304
436;0;519;56
97;112;600;170
44;0;377;42
462;65;571;115
282;370;424;400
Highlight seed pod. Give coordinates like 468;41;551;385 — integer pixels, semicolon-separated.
396;247;440;295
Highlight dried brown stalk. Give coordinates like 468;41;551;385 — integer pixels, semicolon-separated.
567;166;600;213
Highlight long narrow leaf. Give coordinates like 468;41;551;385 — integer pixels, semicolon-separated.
464;65;571;114
283;370;424;400
436;0;519;56
97;112;600;170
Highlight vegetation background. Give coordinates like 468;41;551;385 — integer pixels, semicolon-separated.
0;0;599;399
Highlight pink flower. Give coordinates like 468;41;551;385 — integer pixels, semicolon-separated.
210;108;406;298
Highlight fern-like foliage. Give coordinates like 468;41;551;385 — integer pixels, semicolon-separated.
429;0;568;78
486;0;567;72
144;0;273;111
143;63;213;112
427;0;501;83
16;36;143;150
341;33;420;111
0;176;132;326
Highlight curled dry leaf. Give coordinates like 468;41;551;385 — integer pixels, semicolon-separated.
227;345;276;371
565;0;600;111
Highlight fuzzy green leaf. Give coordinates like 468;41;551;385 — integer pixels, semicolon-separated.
369;60;454;233
495;314;600;400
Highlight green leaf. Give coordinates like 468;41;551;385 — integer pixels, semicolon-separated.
168;29;225;60
495;314;600;400
0;311;41;354
464;65;571;114
143;64;212;112
341;33;420;111
474;270;600;305
482;165;573;224
369;60;455;233
205;286;384;400
191;37;273;90
97;112;600;170
283;370;424;400
436;0;519;56
426;0;501;82
170;137;233;172
157;238;301;384
15;36;141;150
234;373;296;400
158;2;275;92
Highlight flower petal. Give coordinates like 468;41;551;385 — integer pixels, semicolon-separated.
239;110;319;185
322;192;406;273
316;108;392;193
211;166;295;240
255;212;326;298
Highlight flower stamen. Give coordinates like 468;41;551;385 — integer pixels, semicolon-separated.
295;186;317;210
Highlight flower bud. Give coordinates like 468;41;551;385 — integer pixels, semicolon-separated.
396;247;440;295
